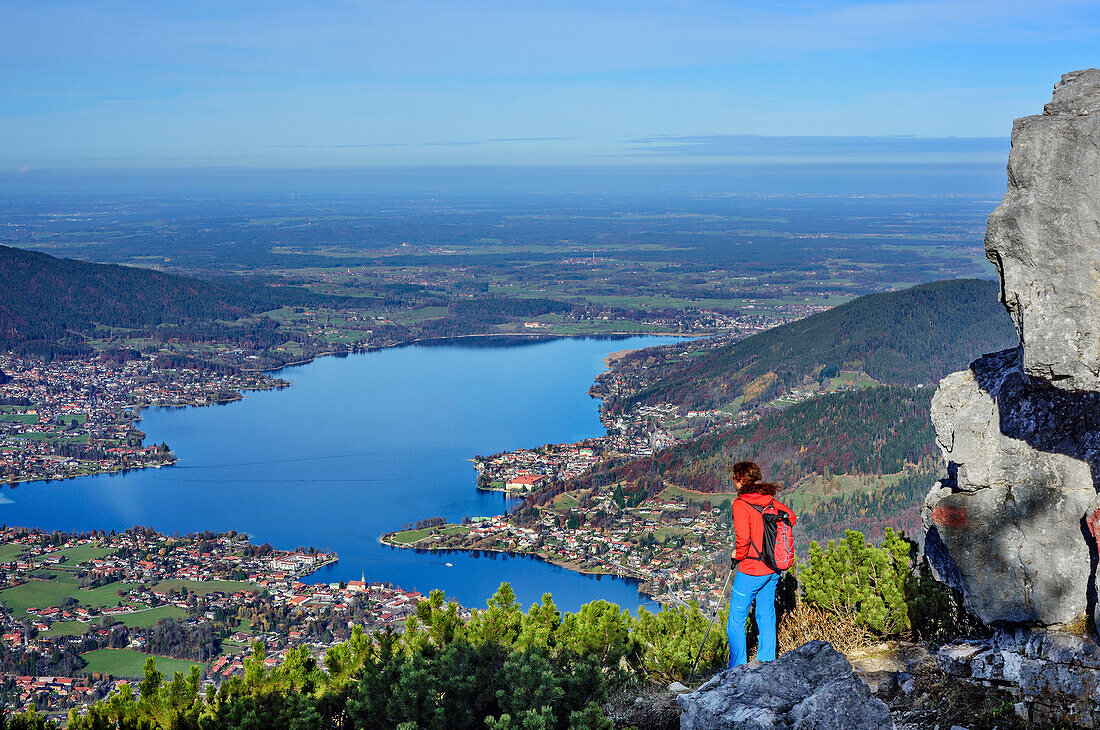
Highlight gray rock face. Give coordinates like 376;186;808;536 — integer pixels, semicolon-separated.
677;641;893;730
923;348;1100;626
937;630;1100;727
924;70;1100;629
985;68;1100;391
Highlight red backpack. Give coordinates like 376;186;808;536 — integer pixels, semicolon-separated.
742;498;795;572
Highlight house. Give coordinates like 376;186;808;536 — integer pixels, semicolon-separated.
506;473;545;491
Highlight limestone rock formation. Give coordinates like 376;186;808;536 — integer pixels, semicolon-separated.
677;641;893;730
924;70;1100;628
937;631;1100;727
985;68;1100;391
925;348;1100;625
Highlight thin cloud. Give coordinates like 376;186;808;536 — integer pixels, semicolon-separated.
266;137;571;150
622;134;1009;158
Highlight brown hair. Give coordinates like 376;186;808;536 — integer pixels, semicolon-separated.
728;461;779;496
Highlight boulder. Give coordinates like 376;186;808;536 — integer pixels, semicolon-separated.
923;348;1100;626
677;641;893;730
985;68;1100;391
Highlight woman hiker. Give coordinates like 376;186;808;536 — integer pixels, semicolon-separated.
727;460;797;668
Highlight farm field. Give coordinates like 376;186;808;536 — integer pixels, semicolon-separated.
147;579;257;596
79;649;204;680
111;605;188;628
0;577;138;615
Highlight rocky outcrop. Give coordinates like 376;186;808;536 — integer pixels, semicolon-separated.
923;69;1100;629
937;630;1100;727
925;348;1100;625
985;68;1100;391
677;641;893;730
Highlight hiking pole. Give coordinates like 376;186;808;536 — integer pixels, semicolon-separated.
688;565;734;684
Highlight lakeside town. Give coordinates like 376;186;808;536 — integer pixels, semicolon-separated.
390;302;890;612
383;479;735;611
0;527;447;720
0;354;287;485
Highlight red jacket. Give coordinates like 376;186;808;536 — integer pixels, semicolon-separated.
732;492;797;575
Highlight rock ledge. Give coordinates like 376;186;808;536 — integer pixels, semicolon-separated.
677;641;893;730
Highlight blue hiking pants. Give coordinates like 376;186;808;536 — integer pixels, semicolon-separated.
727;570;779;669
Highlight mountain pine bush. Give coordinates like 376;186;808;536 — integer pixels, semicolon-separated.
796;528;912;636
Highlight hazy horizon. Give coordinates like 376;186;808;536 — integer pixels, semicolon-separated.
4;1;1097;172
1;159;1008;198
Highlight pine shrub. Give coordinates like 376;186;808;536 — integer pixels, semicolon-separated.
796;528;912;636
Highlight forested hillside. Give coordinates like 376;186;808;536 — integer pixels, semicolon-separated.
0;245;347;356
587;386;935;495
795;469;935;547
611;279;1015;412
560;387;938;545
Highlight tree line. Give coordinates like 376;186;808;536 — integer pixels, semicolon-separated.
611;279;1016;413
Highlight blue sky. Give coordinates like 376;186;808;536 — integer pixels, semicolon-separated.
3;0;1099;170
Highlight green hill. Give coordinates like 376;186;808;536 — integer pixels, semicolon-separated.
587;386;935;493
0;245;345;357
611;278;1016;412
570;386;938;546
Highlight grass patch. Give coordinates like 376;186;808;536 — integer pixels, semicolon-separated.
79;582;142;608
658;484;738;506
0;578;84;614
110;606;188;628
389;527;435;544
549;493;579;513
0;414;39;424
823;370;880;392
147;579;258;596
0;543;27;562
40;621;89;637
651;527;690;542
38;544;114;567
389;524;468;544
0;578;139;615
80;649;204;680
387;306;448;326
783;472;904;514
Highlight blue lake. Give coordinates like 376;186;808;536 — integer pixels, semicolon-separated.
1;336;684;613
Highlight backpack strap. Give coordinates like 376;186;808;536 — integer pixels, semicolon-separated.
737;497;773;562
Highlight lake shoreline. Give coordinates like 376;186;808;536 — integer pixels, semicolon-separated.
378;532;657;600
250;330;706;374
3;334;686;612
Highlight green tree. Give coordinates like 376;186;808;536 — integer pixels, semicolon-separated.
633;602;728;682
559;600;636;668
516;593;561;651
138;657;162;702
797;528;911;635
466;583;523;648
